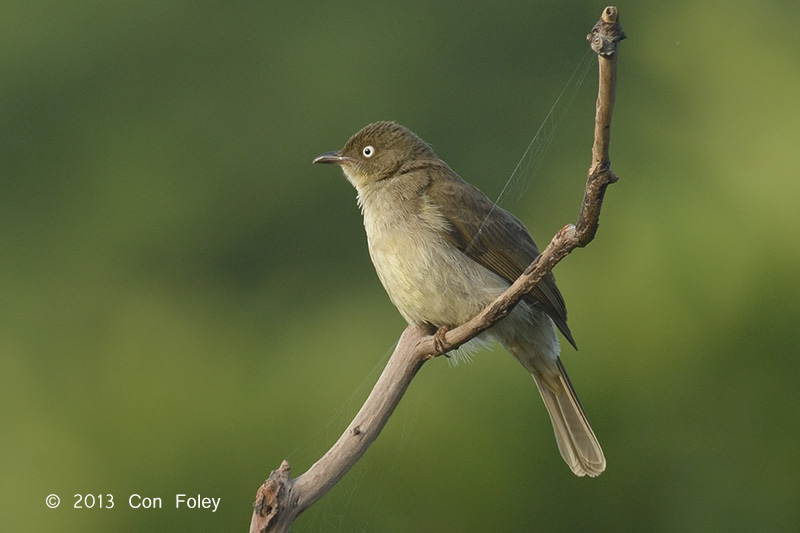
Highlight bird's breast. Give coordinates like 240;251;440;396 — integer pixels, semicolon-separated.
359;191;509;328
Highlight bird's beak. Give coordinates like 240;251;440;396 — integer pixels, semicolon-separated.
313;151;351;165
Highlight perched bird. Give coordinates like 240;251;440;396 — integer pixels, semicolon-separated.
314;121;605;476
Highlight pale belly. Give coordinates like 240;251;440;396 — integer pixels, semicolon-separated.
367;227;510;328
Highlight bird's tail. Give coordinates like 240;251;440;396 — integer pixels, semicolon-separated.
531;357;605;477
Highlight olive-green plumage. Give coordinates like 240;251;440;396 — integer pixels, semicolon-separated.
315;121;604;476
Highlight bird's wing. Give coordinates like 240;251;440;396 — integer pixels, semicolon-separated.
422;162;577;349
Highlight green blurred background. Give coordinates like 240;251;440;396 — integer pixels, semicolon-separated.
3;0;799;531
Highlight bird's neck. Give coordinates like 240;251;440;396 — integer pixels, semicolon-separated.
356;173;447;244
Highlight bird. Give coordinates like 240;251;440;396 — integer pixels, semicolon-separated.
314;121;605;476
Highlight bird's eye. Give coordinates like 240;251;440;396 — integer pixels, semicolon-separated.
362;145;375;158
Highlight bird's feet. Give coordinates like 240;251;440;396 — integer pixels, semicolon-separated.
432;325;452;357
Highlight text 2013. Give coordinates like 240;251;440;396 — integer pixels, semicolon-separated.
74;494;114;509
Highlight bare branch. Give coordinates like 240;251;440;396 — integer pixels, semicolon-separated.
250;326;432;533
250;7;624;532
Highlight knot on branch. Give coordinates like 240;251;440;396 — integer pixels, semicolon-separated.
590;159;619;184
587;6;626;57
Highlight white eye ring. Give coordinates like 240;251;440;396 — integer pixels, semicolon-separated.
362;145;375;158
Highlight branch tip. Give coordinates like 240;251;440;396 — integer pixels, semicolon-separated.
250;461;293;533
588;6;626;57
601;6;619;24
